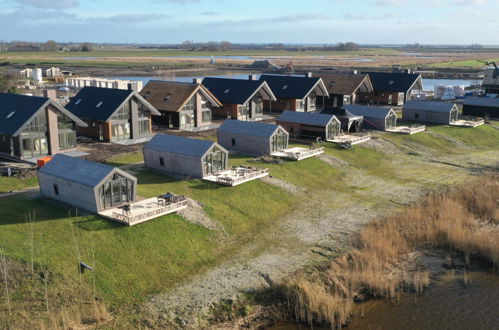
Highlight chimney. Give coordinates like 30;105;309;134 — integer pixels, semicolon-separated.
352;70;358;75
305;72;313;78
248;74;257;81
43;89;57;101
193;78;203;84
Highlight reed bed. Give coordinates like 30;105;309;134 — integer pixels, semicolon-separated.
278;174;499;328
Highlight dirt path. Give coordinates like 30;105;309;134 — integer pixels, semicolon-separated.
142;144;499;328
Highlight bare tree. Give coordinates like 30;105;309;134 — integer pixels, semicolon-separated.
81;42;94;52
42;40;58;52
219;41;232;51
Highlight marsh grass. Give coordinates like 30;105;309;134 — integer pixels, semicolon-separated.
277;174;499;327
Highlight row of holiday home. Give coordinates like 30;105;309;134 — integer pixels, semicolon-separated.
0;71;493;162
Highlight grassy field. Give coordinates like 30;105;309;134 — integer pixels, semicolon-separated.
0;123;498;327
2;48;398;59
0;176;38;193
429;58;499;68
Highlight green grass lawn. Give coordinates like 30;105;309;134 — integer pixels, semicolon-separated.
105;152;144;167
0;176;38;193
1;121;498;326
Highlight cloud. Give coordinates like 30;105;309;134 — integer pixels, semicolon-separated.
201;11;220;16
152;0;200;3
87;14;169;24
452;0;489;4
373;0;408;5
344;13;389;20
14;0;78;9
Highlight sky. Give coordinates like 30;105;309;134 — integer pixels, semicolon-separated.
0;0;498;44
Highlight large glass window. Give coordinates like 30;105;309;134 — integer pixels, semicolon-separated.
238;104;249;119
182;96;195;112
251;94;263;116
137;104;151;135
201;96;212;123
21;110;49;158
386;112;397;129
203;147;226;175
271;130;288;152
110;101;131;140
307;92;317;112
296;100;305;112
99;173;134;209
57;112;76;150
327;120;341;139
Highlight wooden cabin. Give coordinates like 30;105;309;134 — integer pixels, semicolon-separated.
321;108;365;133
259;74;329;113
318;73;373;108
218;120;289;156
66;87;160;144
364;72;423;106
144;134;228;178
345;105;398;131
463;97;499;119
403;101;459;124
0;93;87;161
38;154;137;213
202;77;276;121
140;80;222;130
276;110;341;140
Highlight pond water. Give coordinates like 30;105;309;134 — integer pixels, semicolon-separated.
271;269;499;330
422;78;478;91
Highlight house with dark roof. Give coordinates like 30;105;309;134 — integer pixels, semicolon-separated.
318;73;373;108
140;80;222;130
345;105;398;131
259;74;329;113
463;96;499;118
0;93;87;161
66;87;160;143
144;134;229;178
38;153;137;213
276;110;341;140
202;76;276;121
364;72;423;105
403;101;459;124
217;120;289;156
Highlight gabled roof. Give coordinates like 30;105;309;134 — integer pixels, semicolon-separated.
364;72;423;93
321;107;364;120
345;105;395;119
145;133;225;158
464;96;499;107
277;110;337;127
66;87;160;121
318;74;373;95
404;101;457;113
0;93;86;136
259;74;329;99
38;154;133;187
140;80;221;112
202;78;276;105
219;120;282;138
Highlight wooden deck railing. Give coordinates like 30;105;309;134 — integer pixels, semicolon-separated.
111;198;188;224
216;168;269;186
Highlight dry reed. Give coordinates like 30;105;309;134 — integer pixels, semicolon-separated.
278;173;499;328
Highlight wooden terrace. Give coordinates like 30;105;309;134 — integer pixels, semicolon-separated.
271;147;324;161
386;125;426;135
450;119;485;128
98;195;188;226
203;166;269;186
328;134;372;146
